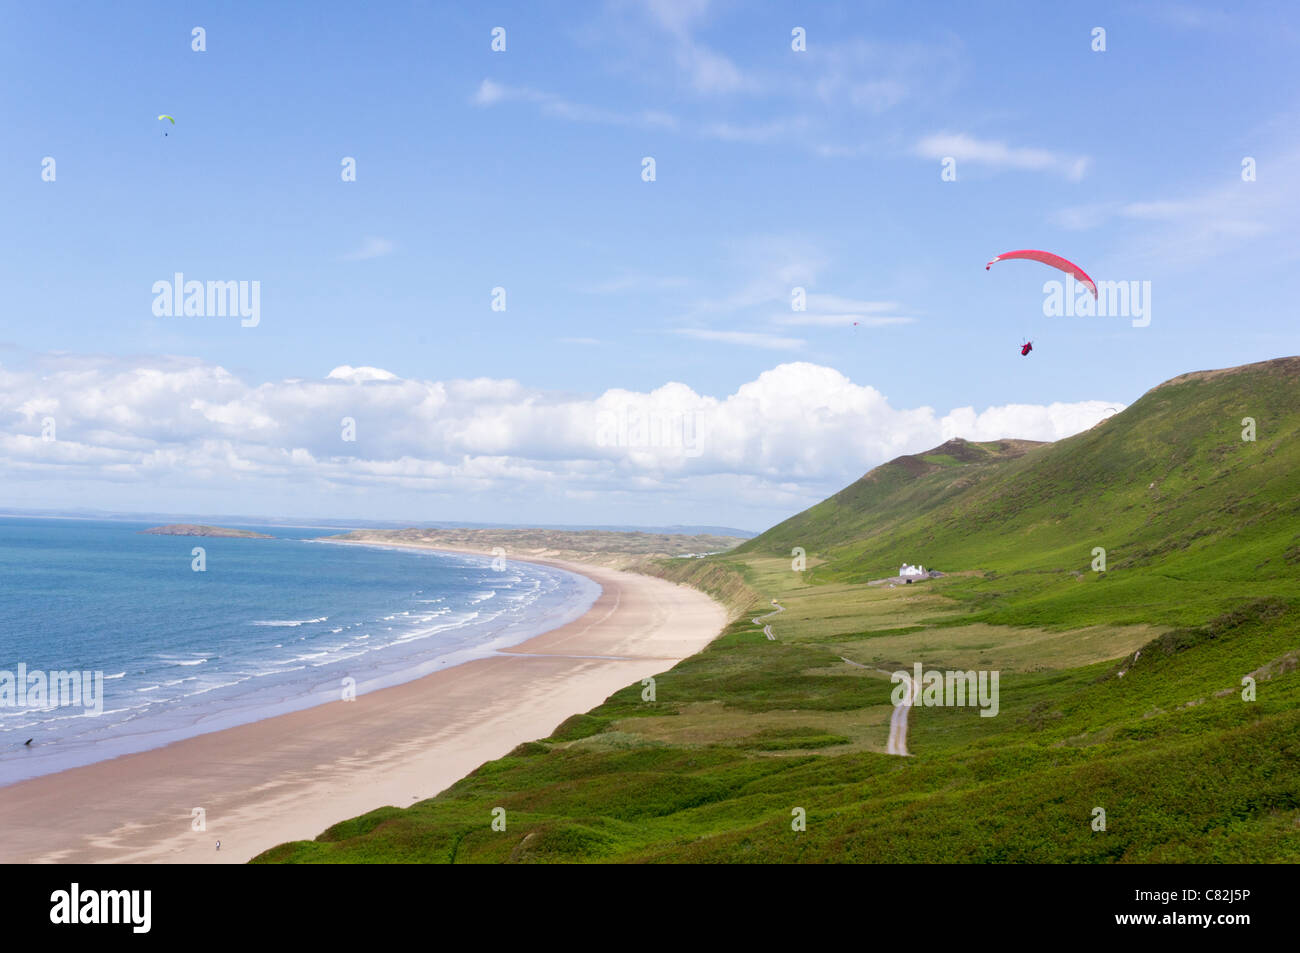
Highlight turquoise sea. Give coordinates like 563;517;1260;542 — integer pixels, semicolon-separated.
0;517;599;784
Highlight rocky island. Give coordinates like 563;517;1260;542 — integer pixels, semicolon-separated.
141;524;273;539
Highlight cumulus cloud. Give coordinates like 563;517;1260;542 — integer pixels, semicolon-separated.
0;356;1122;523
327;365;399;383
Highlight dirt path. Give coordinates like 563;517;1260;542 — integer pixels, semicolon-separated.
884;668;916;756
839;657;915;757
752;600;784;640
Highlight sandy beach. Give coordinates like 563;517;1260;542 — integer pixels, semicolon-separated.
0;552;726;863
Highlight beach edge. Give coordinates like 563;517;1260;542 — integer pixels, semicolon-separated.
0;549;727;863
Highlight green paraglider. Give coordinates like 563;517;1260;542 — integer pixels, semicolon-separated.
157;114;174;136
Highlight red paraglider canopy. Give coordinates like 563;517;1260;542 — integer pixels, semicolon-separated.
986;249;1097;298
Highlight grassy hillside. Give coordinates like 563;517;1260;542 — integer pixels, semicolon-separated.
744;356;1300;627
256;357;1300;864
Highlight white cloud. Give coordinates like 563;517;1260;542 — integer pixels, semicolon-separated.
662;238;922;341
675;43;750;95
914;133;1091;181
471;79;679;129
937;402;1120;443
472;78;507;106
1052;202;1123;231
628;0;753;95
488;13;958;163
808;35;961;119
637;0;712;35
683;235;828;317
0;357;1122;520
846;79;908;112
327;365;399;383
1052;148;1300;266
1145;2;1237;30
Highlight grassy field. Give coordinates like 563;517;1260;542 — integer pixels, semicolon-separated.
256;357;1300;863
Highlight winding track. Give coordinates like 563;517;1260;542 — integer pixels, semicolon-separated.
761;600;914;754
752;599;784;640
883;669;916;756
839;656;915;757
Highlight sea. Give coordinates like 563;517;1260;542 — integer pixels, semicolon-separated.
0;517;600;784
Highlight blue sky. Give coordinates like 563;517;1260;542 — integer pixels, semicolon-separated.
2;1;1298;530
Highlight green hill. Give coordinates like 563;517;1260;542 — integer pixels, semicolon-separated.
744;356;1300;628
256;357;1300;864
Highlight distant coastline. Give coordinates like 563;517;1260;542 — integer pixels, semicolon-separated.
316;527;745;571
140;524;274;538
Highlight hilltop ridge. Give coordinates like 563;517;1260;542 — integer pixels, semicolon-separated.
741;356;1300;609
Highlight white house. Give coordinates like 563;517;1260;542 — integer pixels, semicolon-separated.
899;563;926;578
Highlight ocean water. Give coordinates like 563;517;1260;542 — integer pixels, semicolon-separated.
0;517;600;784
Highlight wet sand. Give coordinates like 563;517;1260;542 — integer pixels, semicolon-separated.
0;553;725;863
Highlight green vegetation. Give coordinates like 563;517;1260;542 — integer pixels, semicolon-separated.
257;357;1300;864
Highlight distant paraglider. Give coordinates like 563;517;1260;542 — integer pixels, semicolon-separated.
1020;340;1033;357
157;114;174;136
986;249;1097;298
